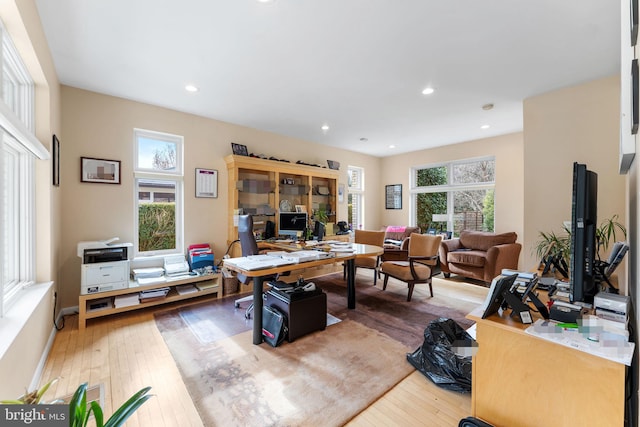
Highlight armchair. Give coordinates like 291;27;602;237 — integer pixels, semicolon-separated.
438;230;521;283
380;233;442;301
343;229;386;285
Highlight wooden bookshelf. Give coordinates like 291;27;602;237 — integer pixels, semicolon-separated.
78;273;221;330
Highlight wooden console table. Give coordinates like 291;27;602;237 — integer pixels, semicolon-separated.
467;306;627;426
78;273;221;330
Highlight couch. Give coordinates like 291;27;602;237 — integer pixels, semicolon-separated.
381;225;420;261
438;230;521;283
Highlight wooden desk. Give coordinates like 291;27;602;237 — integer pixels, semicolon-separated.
224;243;383;345
467;307;627;426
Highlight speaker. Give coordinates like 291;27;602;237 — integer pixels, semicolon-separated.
265;220;275;239
314;222;325;241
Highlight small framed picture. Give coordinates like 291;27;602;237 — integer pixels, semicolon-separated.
231;142;249;156
52;135;60;187
385;184;402;209
195;168;218;198
81;157;121;184
295;205;307;213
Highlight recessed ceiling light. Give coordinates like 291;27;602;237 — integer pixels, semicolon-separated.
321;124;330;132
422;87;435;95
185;85;198;92
257;0;274;3
389;144;396;149
480;124;490;129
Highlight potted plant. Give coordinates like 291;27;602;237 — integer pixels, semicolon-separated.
2;379;152;427
534;215;627;273
69;382;152;427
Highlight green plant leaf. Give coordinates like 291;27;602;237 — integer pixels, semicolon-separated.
89;400;104;427
104;387;153;427
68;382;88;427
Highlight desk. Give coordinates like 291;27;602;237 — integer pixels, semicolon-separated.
467;306;627;426
223;243;382;345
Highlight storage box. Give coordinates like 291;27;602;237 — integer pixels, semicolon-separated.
223;270;239;295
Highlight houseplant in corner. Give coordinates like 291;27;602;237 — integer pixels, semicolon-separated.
534;215;627;274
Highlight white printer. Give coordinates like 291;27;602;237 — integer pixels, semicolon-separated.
77;238;132;294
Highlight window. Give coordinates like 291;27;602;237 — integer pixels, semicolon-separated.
411;157;495;237
0;21;46;317
347;166;364;230
134;129;183;257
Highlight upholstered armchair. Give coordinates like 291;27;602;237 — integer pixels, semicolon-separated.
343;229;386;285
380;233;442;301
438;230;521;283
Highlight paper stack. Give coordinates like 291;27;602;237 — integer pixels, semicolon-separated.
139;287;170;303
188;243;214;272
114;293;140;308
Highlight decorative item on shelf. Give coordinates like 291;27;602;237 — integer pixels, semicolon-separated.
282;178;295;185
327;160;340;170
316;186;330;196
231;142;249;156
279;199;293;212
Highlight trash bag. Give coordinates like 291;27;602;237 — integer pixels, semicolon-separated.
406;317;477;393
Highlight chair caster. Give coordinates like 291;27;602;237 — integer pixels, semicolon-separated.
234;302;240;308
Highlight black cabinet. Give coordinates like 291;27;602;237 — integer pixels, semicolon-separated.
264;289;327;342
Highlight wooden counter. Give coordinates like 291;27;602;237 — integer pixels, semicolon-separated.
467;307;627;426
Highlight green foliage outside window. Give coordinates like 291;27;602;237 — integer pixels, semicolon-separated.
482;189;495;232
138;203;175;252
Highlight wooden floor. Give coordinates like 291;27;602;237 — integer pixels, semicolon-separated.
39;274;488;427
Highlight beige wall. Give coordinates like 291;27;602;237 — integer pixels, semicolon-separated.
59;86;382;309
522;75;626;288
379;132;525;260
0;0;60;398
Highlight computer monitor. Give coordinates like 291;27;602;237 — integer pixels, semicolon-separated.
279;212;308;239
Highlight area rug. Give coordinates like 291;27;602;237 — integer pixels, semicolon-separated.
154;272;476;425
154;316;413;427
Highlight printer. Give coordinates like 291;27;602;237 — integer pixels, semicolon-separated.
77;238;132;294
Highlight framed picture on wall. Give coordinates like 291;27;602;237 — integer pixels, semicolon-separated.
385;184;402;209
195;168;218;198
81;157;121;184
632;59;638;135
52;135;60;187
231;142;249;156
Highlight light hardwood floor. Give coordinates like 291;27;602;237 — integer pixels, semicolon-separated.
39;274;488;426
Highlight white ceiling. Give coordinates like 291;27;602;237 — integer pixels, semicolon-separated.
34;0;620;157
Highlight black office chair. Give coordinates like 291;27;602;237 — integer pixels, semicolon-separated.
233;215;260;318
233;215;288;318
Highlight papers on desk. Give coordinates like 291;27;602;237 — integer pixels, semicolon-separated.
224;254;296;271
525;318;634;366
329;242;354;252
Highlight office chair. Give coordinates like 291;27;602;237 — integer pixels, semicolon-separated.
233;215;260;318
233;214;288;318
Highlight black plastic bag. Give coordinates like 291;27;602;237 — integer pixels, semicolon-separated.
406;317;476;393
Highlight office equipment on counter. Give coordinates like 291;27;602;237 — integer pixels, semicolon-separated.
594;292;630;323
78;237;132;294
164;254;190;277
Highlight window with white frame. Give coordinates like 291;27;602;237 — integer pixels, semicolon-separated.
0;20;45;317
134;129;184;257
347;166;364;230
411;157;495;237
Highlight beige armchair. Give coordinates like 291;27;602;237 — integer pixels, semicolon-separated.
343;229;386;285
380;233;442;301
